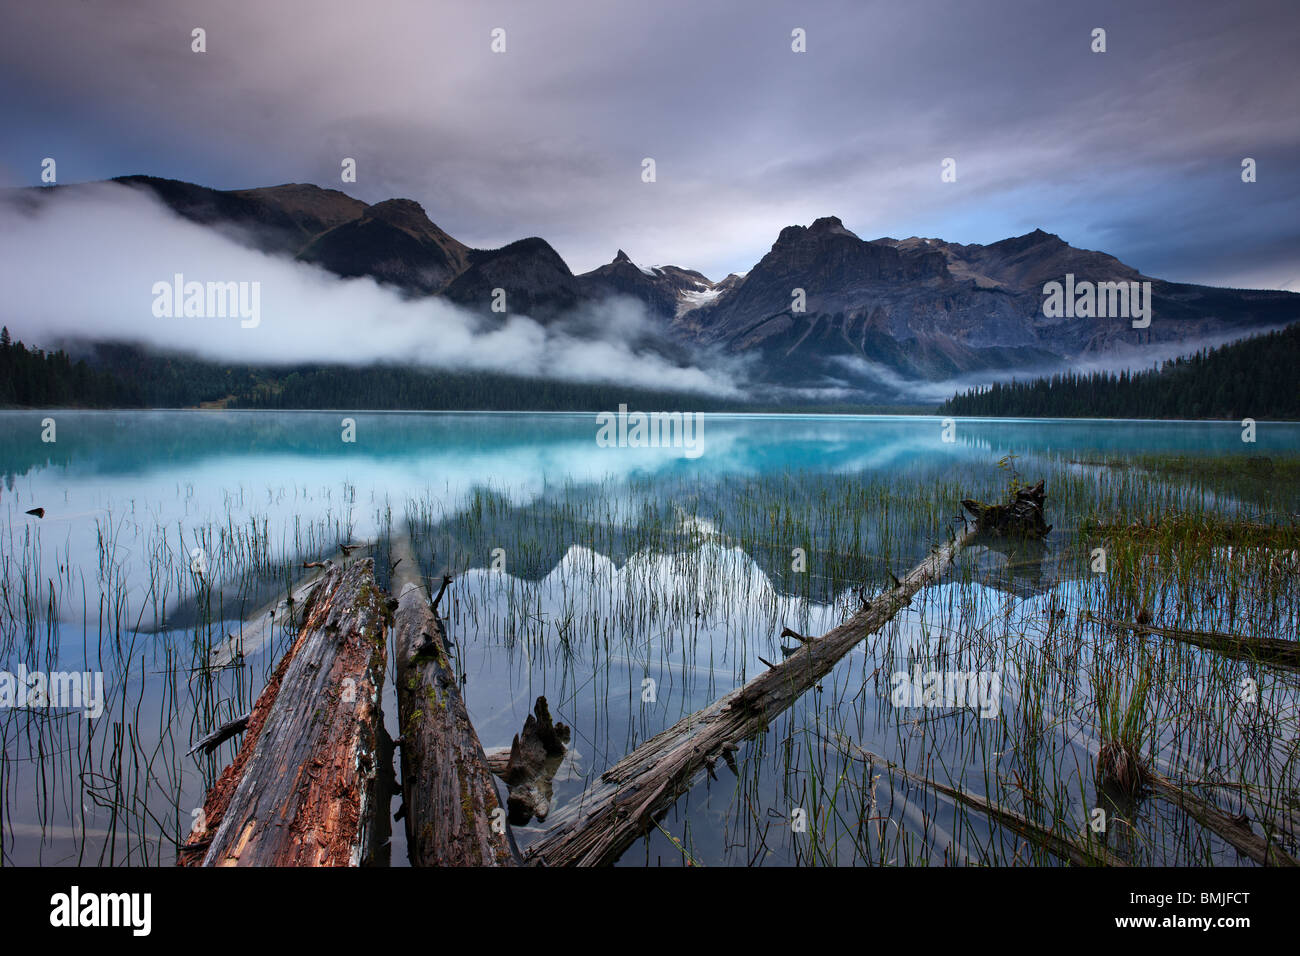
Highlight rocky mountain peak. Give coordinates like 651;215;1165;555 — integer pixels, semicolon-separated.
80;174;1296;398
808;215;859;238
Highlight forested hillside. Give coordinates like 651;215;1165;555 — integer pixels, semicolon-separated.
940;323;1299;420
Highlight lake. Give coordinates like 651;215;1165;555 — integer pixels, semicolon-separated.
1;410;1296;865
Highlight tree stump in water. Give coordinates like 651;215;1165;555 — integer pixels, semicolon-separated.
500;696;570;825
962;479;1052;538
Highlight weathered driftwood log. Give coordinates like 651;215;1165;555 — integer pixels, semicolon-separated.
490;697;571;825
178;560;391;866
524;488;1016;866
962;479;1051;538
391;534;517;866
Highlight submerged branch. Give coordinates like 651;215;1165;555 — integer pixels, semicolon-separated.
1085;612;1300;672
1147;770;1298;867
843;742;1126;867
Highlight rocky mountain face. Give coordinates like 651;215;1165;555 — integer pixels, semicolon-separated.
673;219;1298;388
113;175;369;255
92;177;1300;396
109;177;727;320
578;251;719;320
443;237;584;317
298;198;470;294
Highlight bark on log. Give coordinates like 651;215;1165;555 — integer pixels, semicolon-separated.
391;533;517;866
524;489;1012;866
962;479;1052;538
178;559;391;866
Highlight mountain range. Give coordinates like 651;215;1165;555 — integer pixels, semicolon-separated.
35;176;1300;400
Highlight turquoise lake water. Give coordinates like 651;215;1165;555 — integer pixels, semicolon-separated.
1;410;1296;866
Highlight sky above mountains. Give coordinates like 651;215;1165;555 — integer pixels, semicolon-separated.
1;0;1297;289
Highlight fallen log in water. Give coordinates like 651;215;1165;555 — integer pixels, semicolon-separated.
524;487;1048;866
1084;612;1300;672
391;534;517;866
843;742;1126;867
178;559;391;866
1147;770;1298;867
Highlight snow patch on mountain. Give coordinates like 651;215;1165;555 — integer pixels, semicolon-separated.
675;286;722;318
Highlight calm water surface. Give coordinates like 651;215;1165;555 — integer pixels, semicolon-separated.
1;411;1295;865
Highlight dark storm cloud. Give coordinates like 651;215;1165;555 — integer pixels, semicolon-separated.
0;0;1296;285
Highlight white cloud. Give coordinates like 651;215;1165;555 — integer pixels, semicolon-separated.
0;183;739;396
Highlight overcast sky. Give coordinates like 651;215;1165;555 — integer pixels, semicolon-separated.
1;0;1297;287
